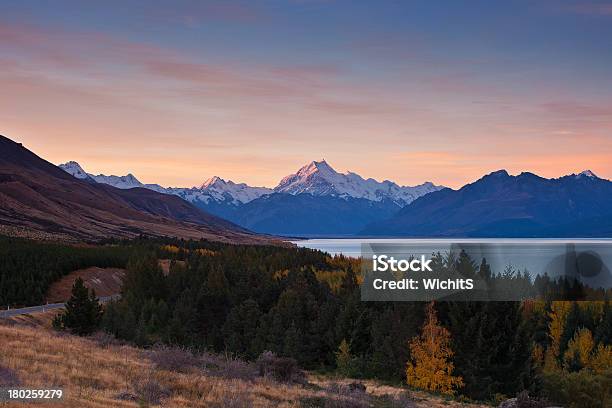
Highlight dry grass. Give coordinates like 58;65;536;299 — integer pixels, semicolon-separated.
0;320;488;407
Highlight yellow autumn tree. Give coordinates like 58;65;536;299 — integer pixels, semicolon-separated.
544;301;571;372
563;327;594;369
587;343;612;374
406;302;464;395
335;339;353;376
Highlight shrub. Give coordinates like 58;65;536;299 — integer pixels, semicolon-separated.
132;376;170;406
256;351;303;383
217;357;256;380
198;352;257;380
541;369;611;408
148;345;196;373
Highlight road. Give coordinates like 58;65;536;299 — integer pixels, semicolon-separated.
0;295;120;318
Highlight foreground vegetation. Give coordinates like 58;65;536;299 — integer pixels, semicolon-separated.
0;319;486;407
2;236;611;406
99;238;612;406
0;236;130;307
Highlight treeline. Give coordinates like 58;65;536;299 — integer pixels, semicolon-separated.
0;236;131;307
99;240;611;405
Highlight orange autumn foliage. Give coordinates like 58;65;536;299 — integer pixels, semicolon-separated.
406;302;464;395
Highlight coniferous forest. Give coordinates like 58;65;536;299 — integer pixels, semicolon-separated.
0;236;130;307
2;236;611;406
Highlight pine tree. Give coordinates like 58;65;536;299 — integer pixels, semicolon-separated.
406;302;463;395
335;339;353;376
223;299;262;358
52;277;102;336
595;298;612;345
478;257;492;280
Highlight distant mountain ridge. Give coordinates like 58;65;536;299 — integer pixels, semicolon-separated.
0;135;271;243
59;159;444;235
362;169;612;237
58;159;612;238
274;160;442;206
59;159;443;206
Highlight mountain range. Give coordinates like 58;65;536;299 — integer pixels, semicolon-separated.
363;169;612;237
0;135;273;244
60;159;443;235
58;158;612;238
7;132;609;238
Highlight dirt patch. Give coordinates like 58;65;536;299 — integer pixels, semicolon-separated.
45;267;126;303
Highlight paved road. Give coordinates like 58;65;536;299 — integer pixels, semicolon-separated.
0;295;120;318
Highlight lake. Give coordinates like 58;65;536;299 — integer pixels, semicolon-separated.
291;238;612;287
291;238;612;257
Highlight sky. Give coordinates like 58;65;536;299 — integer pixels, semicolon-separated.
1;0;611;189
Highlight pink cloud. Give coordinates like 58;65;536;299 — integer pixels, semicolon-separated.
542;101;612;117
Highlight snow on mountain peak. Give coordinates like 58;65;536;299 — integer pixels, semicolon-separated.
92;172;143;189
200;176;226;189
59;161;90;180
58;159;443;208
58;161;271;206
301;159;333;175
275;160;444;206
577;170;598;179
196;176;271;204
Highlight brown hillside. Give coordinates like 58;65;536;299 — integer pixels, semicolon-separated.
0;321;487;408
0;135;277;244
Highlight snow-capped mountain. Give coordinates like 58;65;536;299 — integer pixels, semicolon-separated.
574;170;598;179
58;162;271;207
274;160;444;206
59;159;443;207
58;159;445;235
59;161;95;181
91;173;143;189
59;162;145;188
197;176;272;205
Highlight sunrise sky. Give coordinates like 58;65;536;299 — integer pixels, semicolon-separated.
1;0;611;189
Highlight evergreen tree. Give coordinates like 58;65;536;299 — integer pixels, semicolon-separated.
223;299;262;358
478;257;492;280
52;277;102;336
122;253;166;303
595;298;612;345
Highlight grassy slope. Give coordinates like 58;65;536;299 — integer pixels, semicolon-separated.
0;318;487;408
